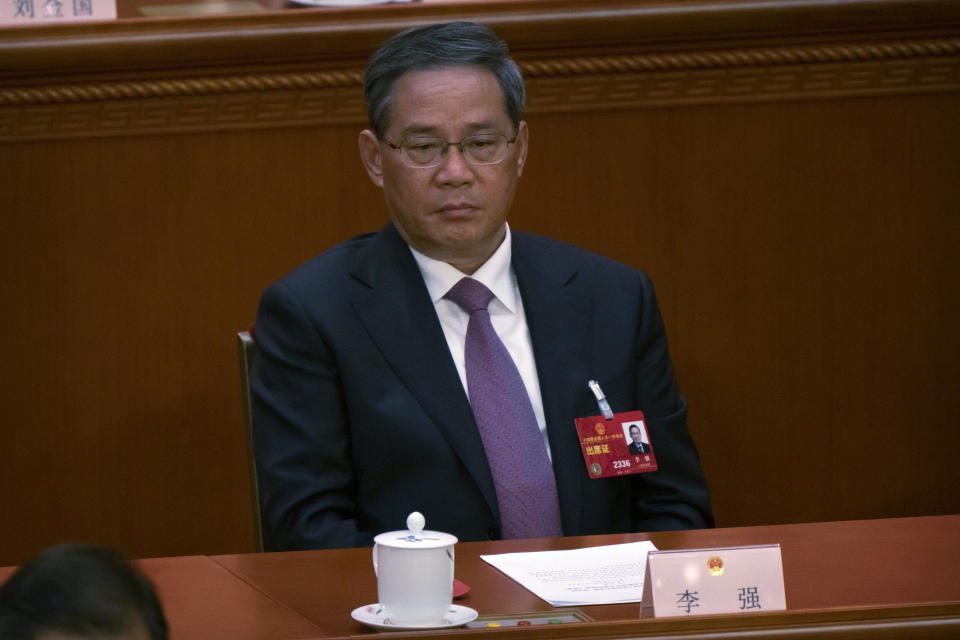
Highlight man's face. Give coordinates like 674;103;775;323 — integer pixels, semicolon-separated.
630;426;641;443
359;66;528;273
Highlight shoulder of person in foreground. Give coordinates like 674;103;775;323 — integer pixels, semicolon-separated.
0;543;168;640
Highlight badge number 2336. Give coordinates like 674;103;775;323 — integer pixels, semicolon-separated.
574;410;658;479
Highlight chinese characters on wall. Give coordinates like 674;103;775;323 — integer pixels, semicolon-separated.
2;0;111;24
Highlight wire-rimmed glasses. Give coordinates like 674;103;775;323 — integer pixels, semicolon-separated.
384;133;518;168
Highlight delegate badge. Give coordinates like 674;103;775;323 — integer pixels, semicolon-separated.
574;410;658;478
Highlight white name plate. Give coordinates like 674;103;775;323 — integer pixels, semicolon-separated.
1;0;116;25
640;544;786;617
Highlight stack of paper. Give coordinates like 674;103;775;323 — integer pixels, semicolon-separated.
481;541;657;606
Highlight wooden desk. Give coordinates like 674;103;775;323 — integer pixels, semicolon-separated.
209;515;960;638
2;516;958;638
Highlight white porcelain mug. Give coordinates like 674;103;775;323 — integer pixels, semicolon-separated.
372;512;457;626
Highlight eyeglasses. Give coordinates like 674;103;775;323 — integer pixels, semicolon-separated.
384;133;518;168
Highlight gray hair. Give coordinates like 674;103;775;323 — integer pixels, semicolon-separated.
363;22;526;139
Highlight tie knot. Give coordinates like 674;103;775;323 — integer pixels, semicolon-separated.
445;277;495;313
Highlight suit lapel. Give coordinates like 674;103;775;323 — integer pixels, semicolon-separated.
512;233;594;534
346;224;499;520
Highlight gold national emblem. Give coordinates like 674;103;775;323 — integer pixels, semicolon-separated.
595;423;606;436
590;463;602;476
708;556;724;576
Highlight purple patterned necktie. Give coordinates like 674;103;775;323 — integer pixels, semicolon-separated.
445;277;562;539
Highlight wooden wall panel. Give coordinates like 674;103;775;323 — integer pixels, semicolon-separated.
1;0;958;564
0;127;385;563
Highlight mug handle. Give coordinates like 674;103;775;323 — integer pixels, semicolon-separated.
372;543;379;577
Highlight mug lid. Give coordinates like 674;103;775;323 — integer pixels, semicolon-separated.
373;512;458;549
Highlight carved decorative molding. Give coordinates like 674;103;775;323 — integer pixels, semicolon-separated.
0;70;364;106
525;38;960;76
2;37;958;141
527;51;960;112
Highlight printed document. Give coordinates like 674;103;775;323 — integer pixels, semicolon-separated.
480;541;657;606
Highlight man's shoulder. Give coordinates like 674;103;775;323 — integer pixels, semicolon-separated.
512;230;650;284
272;230;381;293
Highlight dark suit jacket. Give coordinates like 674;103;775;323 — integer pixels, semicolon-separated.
629;441;651;455
251;223;712;550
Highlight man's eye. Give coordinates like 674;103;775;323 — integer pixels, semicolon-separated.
406;141;441;152
466;138;497;149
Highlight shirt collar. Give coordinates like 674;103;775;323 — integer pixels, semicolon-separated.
409;223;517;313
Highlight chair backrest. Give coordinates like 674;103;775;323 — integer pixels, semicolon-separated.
237;331;264;552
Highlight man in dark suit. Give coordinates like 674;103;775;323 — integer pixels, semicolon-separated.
628;424;652;455
251;22;712;551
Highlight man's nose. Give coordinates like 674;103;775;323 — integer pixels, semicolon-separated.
436;144;474;182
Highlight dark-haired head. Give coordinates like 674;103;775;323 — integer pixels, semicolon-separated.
363;21;525;139
0;544;168;640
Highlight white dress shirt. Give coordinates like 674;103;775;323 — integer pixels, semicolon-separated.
409;224;551;458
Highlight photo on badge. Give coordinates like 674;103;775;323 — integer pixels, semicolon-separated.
623;420;652;456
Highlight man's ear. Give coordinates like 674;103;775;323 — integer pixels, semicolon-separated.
515;120;529;178
358;129;384;187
